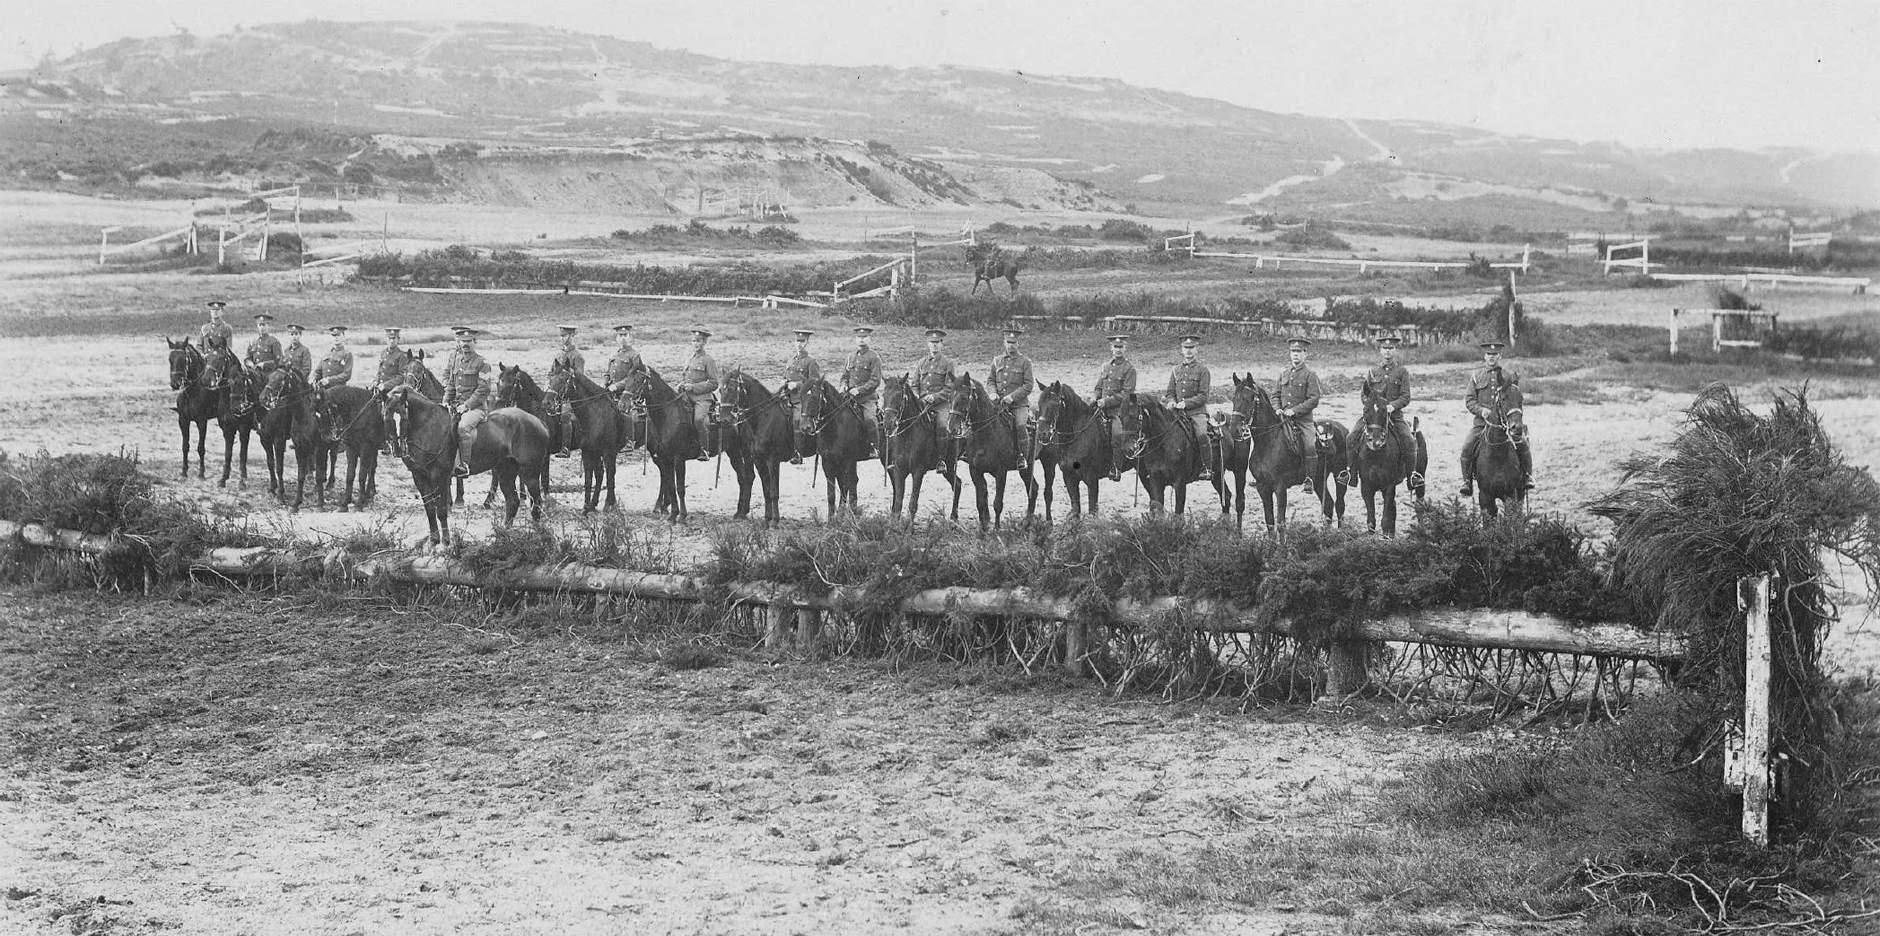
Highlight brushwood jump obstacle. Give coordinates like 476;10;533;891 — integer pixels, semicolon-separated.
0;518;1784;845
1165;233;1532;274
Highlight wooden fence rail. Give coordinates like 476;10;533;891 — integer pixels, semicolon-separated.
1;520;1685;676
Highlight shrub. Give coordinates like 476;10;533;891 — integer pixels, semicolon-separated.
1274;223;1351;251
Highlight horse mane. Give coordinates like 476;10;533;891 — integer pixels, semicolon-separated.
724;366;774;402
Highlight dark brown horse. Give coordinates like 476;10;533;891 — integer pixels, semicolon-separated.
259;366;326;511
317;385;384;513
879;374;963;522
1034;381;1126;521
1214;408;1253;530
492;364;558;507
1348;380;1429;536
1472;381;1527;520
967;243;1028;296
387;386;547;545
544;362;628;514
620;365;700;523
952;372;1037;533
201;346;259;489
797;377;873;518
1230;374;1348;537
716;367;794;527
165;338;215;479
1118;392;1204;514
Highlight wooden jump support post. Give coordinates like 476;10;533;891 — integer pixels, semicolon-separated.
1603;238;1651;276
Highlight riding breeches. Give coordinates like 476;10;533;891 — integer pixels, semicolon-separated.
1008;402;1033;461
1459;425;1532;481
456;408;488;467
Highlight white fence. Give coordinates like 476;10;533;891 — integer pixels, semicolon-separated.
97;224;198;264
1166;233;1531;274
1667;308;1780;355
1789;229;1832;253
1602;238;1652;275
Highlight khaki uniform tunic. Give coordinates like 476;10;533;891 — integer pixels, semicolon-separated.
1365;361;1412;417
605;346;643;391
281;341;313;380
1094;357;1137;408
444;349;492;411
244;334;283;374
841;347;883;401
990;351;1034;404
376;345;414;391
200;320;235;352
1464;363;1519;428
914;352;955;405
314;343;354;390
1277;363;1321;418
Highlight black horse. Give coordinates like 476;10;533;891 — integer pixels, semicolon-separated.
1118;392;1204;515
544;362;628;514
716;367;795;527
202;346;259;489
620;365;702;523
259;367;326;511
952;372;1037;533
387;386;547;545
1229;374;1348;538
165;338;215;479
1471;382;1527;521
879;374;963;522
1347;379;1428;536
1034;381;1126;521
317;385;384;513
797;377;874;518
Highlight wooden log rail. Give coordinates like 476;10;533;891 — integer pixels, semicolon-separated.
2;520;1686;672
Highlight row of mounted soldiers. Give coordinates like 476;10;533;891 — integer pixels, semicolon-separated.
196;299;1531;493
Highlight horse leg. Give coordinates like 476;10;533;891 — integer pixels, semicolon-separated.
237;426;252;489
972;470;991;536
218;425;235;488
496;468;520;526
1382;485;1398;537
993;472;1008;531
673;461;688;524
733;456;755;520
947;464;963;522
604;452;618;512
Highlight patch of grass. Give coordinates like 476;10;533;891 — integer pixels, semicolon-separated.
660;642;727;671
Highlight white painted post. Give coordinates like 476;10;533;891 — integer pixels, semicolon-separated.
1642;238;1650;275
1741;572;1773;847
1507;270;1519;347
294;187;304;268
1712;313;1723;354
382;213;390;253
1669;309;1680;355
98;228;109;265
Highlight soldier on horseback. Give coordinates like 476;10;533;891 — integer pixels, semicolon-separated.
989;325;1035;471
841;325;884;459
280;324;313;381
444;327;493;478
1166;334;1214;481
1459;340;1534;496
1094;333;1137;482
915;328;961;438
243;313;282;377
602;324;643;401
550;326;585;460
781;328;822;466
200;300;235;353
680;327;721;462
1343;335;1417;485
1277;337;1322;494
312;325;354;433
376;326;416;459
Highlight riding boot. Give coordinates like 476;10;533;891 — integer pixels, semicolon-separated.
1302;454;1318;495
790;431;804;466
1459;434;1480;496
556;409;574;458
1518;441;1535;491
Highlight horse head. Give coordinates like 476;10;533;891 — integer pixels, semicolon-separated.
166;337;200;390
1492;384;1527;444
1231;373;1277;426
202;345;240;391
496;363;534;408
880;374;915;428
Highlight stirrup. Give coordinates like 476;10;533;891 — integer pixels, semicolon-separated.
1522;478;1535;491
554;448;572;459
1336;469;1354;487
1459;483;1474;496
453;464;470;478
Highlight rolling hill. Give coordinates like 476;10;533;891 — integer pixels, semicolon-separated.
4;20;1874;220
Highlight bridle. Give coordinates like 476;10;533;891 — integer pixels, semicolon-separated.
1232;384;1284;440
1483;388;1526;446
169;344;203;392
1036;386;1102;449
803;382;861;435
715;372;787;432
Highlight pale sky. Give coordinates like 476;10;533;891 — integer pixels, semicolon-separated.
8;0;1878;153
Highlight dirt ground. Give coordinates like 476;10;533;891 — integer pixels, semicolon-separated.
3;191;1879;934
